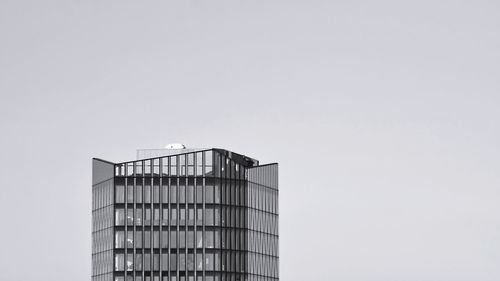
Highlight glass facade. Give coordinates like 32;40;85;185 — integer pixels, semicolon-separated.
92;149;278;281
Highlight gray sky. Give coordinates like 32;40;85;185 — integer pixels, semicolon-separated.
1;1;499;280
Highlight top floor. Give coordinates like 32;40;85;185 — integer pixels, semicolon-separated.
94;148;276;181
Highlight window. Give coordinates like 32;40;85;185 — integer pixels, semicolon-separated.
188;153;194;176
136;232;143;248
205;208;214;226
170;253;177;270
162;232;168;248
144;185;151;203
135;253;142;270
162;253;168;270
179;184;185;204
127;230;133;248
145;207;151;225
171;207;177;226
196;253;203;270
127;184;134;203
161;157;169;176
196;209;203;226
154;207;160;226
126;254;133;271
171;157;177;176
179;230;185;248
162;208;168;226
205;253;214;271
153;159;160;175
136;208;142;225
144;253;151;271
196;152;203;176
153;182;160;203
170;185;177;203
206;185;214;203
196;185;203;203
187;253;194;271
187;184;194;203
187;231;194;248
179;253;186;270
136;184;143;203
115;209;125;226
162;184;168;203
205;151;213;176
179;207;185;225
153;254;160;271
127;209;133;225
115;231;124;248
205;231;214;248
170;232;177;248
188;207;194;226
179;155;186;176
135;161;143;175
214;185;220;204
145;231;151;248
116;184;125;203
115;253;124;271
145;160;151;175
154;231;160;248
196;231;203;248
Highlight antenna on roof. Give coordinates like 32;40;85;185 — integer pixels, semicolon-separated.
165;143;186;149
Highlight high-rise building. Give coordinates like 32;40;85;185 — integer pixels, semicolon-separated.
92;147;279;281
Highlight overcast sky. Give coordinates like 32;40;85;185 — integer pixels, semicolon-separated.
1;1;499;281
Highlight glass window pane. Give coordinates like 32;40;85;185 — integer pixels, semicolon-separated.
187;253;194;271
144;184;151;203
170;231;177;248
116;184;125;203
115;253;124;271
170;184;177;204
115;209;125;226
162;253;168;270
145;231;151;248
115;231;124;248
170;253;177;270
205;208;214;226
187;231;194;249
135;253;143;270
179;184;185;204
162;208;168;226
145;207;151;225
127;184;134;203
205;184;213;203
188;207;194;226
171;207;177;226
196;253;203;271
196;152;203;176
127;209;133;225
161;158;169;176
154;207;160;226
204;151;213;176
126;254;134;271
135;161;143;176
206;231;214;248
171;157;177;176
196;209;203;226
179;230;185;248
136;207;142;225
162;231;168;248
136;231;143;248
196;231;203;248
187;184;194;204
136;184;143;203
127;230;133;248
